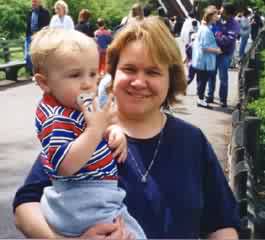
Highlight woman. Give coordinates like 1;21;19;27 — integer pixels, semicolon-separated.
49;0;74;30
192;6;222;108
75;9;94;37
13;16;240;239
120;3;144;25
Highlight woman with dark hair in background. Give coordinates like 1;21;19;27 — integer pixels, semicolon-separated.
75;9;94;37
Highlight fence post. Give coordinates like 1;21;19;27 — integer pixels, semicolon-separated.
243;68;258;97
247;87;260;102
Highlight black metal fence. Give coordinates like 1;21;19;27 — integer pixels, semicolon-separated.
229;28;265;238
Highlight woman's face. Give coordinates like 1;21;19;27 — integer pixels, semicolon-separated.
55;4;65;17
210;12;219;24
113;40;169;119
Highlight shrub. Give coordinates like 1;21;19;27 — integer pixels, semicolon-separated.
247;49;265;145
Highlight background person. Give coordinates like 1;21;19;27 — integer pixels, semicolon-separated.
192;6;222;108
206;3;240;107
239;8;251;59
180;11;200;46
24;0;50;75
13;16;240;239
94;18;112;75
250;8;263;41
120;3;144;25
49;0;74;30
75;9;94;37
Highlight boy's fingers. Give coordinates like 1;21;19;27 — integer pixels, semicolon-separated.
92;97;98;112
103;94;114;111
112;144;124;158
108;134;116;146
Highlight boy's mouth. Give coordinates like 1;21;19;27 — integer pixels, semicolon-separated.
76;93;95;111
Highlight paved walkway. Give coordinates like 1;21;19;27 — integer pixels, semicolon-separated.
0;44;239;237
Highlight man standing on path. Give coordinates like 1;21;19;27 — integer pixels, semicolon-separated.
206;3;240;108
25;0;50;75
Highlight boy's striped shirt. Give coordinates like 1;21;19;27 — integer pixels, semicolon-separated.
35;94;118;181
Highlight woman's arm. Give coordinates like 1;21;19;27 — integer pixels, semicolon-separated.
15;202;127;239
15;202;59;239
208;227;238;240
202;47;222;54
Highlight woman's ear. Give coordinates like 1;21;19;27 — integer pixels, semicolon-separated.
34;73;51;93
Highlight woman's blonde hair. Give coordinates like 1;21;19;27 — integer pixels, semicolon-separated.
107;16;186;109
202;5;218;24
54;0;69;15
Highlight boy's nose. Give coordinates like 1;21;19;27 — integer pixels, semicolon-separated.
81;79;96;91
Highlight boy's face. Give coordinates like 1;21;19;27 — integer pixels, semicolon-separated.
44;47;99;110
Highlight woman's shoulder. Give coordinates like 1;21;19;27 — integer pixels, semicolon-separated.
165;113;203;139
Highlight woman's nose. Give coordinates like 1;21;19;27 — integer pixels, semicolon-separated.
130;74;147;88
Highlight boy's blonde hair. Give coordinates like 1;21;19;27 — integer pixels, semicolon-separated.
30;27;97;74
107;16;186;109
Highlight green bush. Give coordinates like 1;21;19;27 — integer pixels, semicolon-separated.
0;0;30;39
247;49;265;145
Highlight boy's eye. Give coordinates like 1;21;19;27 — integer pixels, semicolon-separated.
90;72;97;78
69;72;80;78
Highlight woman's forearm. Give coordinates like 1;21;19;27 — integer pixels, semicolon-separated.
15;202;58;239
208;227;238;240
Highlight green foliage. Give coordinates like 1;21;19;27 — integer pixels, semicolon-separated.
247;49;265;145
0;0;30;39
0;0;143;39
248;99;265;145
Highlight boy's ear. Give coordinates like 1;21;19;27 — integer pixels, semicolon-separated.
34;73;50;93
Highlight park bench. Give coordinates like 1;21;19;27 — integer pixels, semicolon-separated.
0;38;26;81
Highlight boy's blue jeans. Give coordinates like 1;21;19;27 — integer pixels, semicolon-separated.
41;180;146;238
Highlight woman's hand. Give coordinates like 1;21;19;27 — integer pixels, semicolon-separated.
80;217;135;240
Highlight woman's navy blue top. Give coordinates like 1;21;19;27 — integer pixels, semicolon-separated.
13;114;240;238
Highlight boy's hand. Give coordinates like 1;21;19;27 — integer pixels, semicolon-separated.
78;94;116;136
107;125;127;163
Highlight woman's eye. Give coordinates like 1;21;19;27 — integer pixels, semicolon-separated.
123;67;135;73
147;70;160;76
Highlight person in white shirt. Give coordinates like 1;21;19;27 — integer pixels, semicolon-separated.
49;0;74;30
180;11;200;46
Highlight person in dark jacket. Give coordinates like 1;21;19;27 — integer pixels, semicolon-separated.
75;9;94;37
250;9;263;41
25;0;50;74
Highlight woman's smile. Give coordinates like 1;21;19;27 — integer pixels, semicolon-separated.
126;89;152;99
